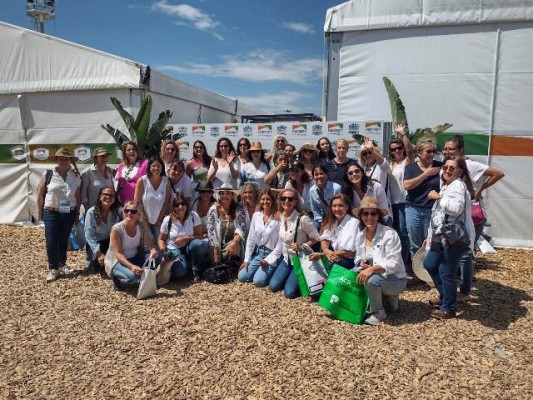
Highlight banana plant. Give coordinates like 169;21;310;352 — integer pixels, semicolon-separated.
101;95;173;158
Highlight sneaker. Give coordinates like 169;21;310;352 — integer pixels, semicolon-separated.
59;264;74;276
46;269;59;282
383;295;399;312
456;292;471;303
364;310;387;325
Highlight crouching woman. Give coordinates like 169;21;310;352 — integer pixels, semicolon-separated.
353;197;407;325
105;200;158;290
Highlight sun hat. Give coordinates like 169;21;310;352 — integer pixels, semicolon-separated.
215;182;241;195
54;147;78;161
247;141;267;153
195;181;214;192
357;145;382;159
412;247;433;284
296;142;319;157
353;197;389;219
93;147;112;157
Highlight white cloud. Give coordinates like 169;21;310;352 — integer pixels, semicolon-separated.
152;1;218;31
282;22;315;34
236;91;310;113
158;50;323;85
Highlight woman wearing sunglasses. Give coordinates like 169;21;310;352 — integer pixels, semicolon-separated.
185;140;211;184
105;200;158;290
266;135;288;164
207;137;239;189
403;138;442;276
266;188;320;299
241;141;270;190
353;197;407;325
423;156;475;319
158;194;209;283
296;143;318;182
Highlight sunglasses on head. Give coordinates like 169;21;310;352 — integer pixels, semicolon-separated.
280;196;296;202
362;211;379;217
124;209;138;215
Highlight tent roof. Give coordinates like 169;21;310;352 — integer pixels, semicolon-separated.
325;0;533;33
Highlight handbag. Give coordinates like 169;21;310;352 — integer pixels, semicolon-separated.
137;257;158;300
471;202;484;225
318;264;369;325
439;188;471;249
292;252;329;297
156;259;173;286
203;263;231;284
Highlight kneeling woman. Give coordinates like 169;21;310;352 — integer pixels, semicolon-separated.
354;197;407;325
238;190;281;287
105;201;158;290
266;188;320;299
158;194;210;282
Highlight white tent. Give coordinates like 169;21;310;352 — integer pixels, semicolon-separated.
0;21;265;224
324;0;533;248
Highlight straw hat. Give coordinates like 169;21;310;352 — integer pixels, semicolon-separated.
357;145;382;159
353;197;389;219
215;182;241;195
54;147;78;161
297;142;319;157
195;181;214;192
93;147;112;157
247;141;267;153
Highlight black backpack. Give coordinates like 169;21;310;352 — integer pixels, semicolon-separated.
203;263;232;284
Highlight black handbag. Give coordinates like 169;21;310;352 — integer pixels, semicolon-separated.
439;189;470;249
203;263;231;284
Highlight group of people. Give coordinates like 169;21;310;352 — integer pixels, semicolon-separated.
38;130;503;324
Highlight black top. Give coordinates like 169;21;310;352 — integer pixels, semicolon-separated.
321;157;357;189
404;160;442;208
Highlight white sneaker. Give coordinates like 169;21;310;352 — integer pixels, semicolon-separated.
364;310;387;325
46;269;59;282
58;265;74;276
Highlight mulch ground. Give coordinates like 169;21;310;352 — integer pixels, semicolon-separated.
0;225;532;399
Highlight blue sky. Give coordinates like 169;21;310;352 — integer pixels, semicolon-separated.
2;0;341;116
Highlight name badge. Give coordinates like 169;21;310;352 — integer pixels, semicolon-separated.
59;199;71;213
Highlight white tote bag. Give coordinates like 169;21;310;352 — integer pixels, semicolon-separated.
137;257;158;300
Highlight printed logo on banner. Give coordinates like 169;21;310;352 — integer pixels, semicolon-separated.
242;125;254;137
348;123;360;136
33;148;49;161
224;125;239;137
75;146;92;162
257;124;272;137
191;125;206;137
365;121;382;134
276;124;289;135
11;146;27;161
312;123;324;136
176;125;189;136
292;123;307;136
328;122;343;136
210;125;221;138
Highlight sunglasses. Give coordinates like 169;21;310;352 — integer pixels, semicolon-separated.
361;150;372;157
101;193;115;198
193;146;204;150
280;196;296;202
173;202;187;208
302;149;314;154
124;209;138;215
390;146;404;152
276;139;286;143
238;143;248;147
442;165;457;172
347;170;362;176
424;149;437;154
362;211;379;217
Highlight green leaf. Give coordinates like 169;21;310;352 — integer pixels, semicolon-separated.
383;77;409;135
100;124;129;148
110;97;137;142
144;110;173;158
433;123;453;135
133;95;153;136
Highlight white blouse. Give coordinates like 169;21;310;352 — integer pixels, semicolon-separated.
160;211;201;250
243;211;281;263
320;214;359;251
43;169;81;209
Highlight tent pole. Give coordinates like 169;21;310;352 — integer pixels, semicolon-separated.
486;27;501;198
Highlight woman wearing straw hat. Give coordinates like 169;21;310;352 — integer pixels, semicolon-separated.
296;142;319;182
353;197;407;325
191;181;216;238
241;141;270;190
37;148;82;282
81;147;114;211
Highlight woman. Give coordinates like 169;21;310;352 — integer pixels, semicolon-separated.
207;183;247;265
266;188;320;299
285;161;312;214
185;140;211;184
134;155;171;242
37;148;82;282
84;186;122;273
235;138;251;177
160;140;180;176
191;181;216;238
283;143;297;165
81;147;114;210
403;138;442;266
310;165;342;230
423;156;475;319
241;141;270;190
296;142;318;181
238;190;281;287
266;135;288;163
353;197;407;325
105;200;158;290
311;193;358;269
168;160;194;206
241;182;260;235
207;137;239;189
316;137;335;162
116;141;148;206
343;162;389;218
388;124;415;268
264;153;289;189
358;137;392;195
158;194;210;283
322;139;357;188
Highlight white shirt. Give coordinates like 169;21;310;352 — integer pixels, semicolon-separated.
141;175;169;225
320;214;358;251
121;225;141;259
241;162;269;190
171;174;194;202
244;211;281;263
285;181;312;213
208;160;238;189
347;181;389;212
43;169;81;209
389;158;408;204
160;211;201;250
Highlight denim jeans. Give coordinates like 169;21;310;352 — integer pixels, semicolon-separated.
365;274;407;313
392;203;410;267
111;251;147;288
169;239;211;279
423;247;467;313
238;247;278;287
405;205;432;260
43;209;76;269
459;250;474;295
474;222;484;252
149;223;160;248
269;259;300;299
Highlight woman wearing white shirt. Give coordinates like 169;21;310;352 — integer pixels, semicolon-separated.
241;141;270;190
266;188;321;299
238;190;281;287
285;161;312;214
158;194;209;283
353;197;407;325
207;137;239;189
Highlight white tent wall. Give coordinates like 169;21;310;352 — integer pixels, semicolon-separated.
324;1;533;248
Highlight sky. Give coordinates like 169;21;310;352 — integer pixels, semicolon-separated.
1;0;342;116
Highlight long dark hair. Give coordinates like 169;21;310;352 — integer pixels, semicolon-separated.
192;140;212;166
321;193;353;233
388;139;406;162
316;137;335;160
441;156;475;199
94;186;120;225
147;155;166;177
214;137;236;158
445;135;465;154
343;161;370;194
170;193;190;221
236;138;251;157
289;163;311;188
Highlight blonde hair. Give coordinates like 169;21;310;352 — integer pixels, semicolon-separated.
416;138;437;153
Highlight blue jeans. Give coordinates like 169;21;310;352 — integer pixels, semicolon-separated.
459;250;474;295
424;247;467;313
269;259;300;299
474;222;484;252
392;203;410;267
169;239;210;279
111;251;147;288
43;209;76;269
238;247;278;287
405;205;432;260
365;274;407;313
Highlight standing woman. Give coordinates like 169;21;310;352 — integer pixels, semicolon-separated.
264;153;290;189
160;140;180;176
343;162;389;217
185;140;211;184
84;186;122;273
37;148;82;282
105;200;158;290
322;139;357;188
309;164;342;230
296;143;319;182
353;197;407;325
116;141;148;206
191;181;216;238
207;183;247;265
423;156;475;319
134;155;171;242
403;139;442;265
358;137;393;197
241;182;260;235
241;141;270;190
81;147;114;211
266;135;288;164
238;190;281;287
236;138;251;167
207;137;239;189
266;188;320;299
285;161;312;214
316;137;335;163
